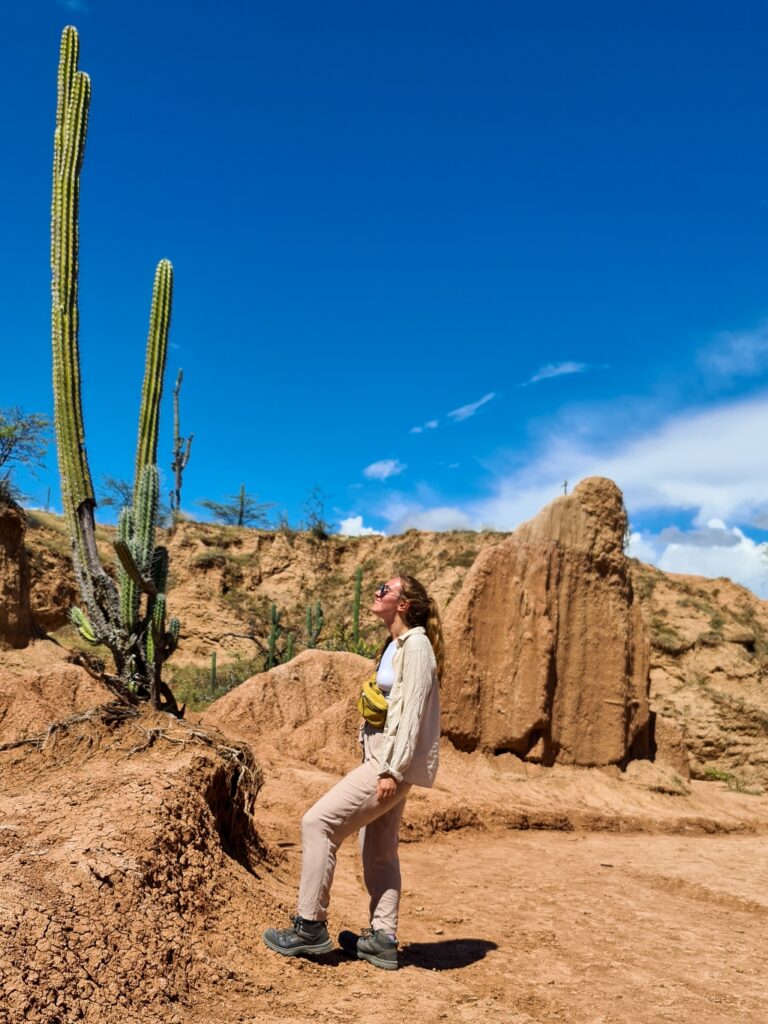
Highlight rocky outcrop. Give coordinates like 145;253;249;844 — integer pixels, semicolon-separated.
0;503;32;649
441;477;651;767
202;649;372;774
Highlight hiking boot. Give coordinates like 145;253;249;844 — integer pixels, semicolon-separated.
338;927;398;970
263;915;333;957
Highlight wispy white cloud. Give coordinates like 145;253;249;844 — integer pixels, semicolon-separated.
363;458;406;481
339;514;384;537
698;323;768;381
447;392;495;422
524;361;588;386
410;417;440;434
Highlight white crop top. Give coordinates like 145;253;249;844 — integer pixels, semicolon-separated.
376;641;397;696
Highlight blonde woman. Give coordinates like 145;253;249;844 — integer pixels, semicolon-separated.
263;574;443;970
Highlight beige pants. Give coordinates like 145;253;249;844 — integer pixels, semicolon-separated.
296;727;412;934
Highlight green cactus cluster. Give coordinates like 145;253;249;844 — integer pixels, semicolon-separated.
51;27;180;710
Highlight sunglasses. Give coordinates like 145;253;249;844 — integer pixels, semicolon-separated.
375;583;402;599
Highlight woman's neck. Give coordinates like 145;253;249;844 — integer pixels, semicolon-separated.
389;616;409;640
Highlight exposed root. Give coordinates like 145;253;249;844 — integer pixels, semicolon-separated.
0;702;137;752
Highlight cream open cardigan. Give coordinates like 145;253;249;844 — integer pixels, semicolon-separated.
377;626;440;788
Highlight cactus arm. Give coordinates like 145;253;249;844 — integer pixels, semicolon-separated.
134;260;172;493
51;27;121;655
70;606;98;644
51;30;96;539
113;539;158;596
117;507;138;628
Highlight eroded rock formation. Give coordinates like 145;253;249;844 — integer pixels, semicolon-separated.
0;503;32;649
441;477;651;766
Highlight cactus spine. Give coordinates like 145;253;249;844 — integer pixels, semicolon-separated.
50;27;180;711
170;369;193;515
352;567;362;645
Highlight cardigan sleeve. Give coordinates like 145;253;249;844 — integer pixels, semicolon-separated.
377;635;435;782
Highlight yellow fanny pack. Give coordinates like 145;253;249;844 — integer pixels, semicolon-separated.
357;673;388;729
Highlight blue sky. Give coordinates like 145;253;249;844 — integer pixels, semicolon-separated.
3;2;768;595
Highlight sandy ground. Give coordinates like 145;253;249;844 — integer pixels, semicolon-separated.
199;827;768;1024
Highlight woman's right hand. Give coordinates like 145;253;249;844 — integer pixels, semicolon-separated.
376;776;397;802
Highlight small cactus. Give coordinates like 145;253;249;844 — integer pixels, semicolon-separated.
352;567;363;645
306;600;323;649
267;603;282;669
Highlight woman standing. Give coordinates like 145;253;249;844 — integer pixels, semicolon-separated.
263;574;443;971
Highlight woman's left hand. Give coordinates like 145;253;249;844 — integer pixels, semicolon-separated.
376;775;397;802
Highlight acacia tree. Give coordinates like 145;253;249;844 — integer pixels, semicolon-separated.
198;484;273;527
0;406;50;500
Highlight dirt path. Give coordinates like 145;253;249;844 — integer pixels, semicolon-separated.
197;829;768;1024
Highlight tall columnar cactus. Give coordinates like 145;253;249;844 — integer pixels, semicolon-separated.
50;26;181;711
352;567;363;645
170;369;193;514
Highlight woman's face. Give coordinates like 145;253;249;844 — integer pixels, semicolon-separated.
371;577;405;621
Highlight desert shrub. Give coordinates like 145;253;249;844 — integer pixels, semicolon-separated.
447;548;478;569
167;654;264;711
192;550;228;570
650;615;689;654
633;572;657;601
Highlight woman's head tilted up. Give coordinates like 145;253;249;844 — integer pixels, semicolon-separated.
371;574;444;681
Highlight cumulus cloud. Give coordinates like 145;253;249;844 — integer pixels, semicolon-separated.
363;459;406;481
524;361;588;385
628;521;768;598
447;392;495;422
409;426;423;434
698;323;768;381
425;419;439;429
388;504;473;532
338;515;384;537
467;393;768;530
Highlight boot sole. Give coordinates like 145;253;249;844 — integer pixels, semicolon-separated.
262;935;334;957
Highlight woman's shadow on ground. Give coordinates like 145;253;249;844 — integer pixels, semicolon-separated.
400;938;497;970
320;938;497;970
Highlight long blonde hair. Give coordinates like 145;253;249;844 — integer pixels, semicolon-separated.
395;573;445;681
